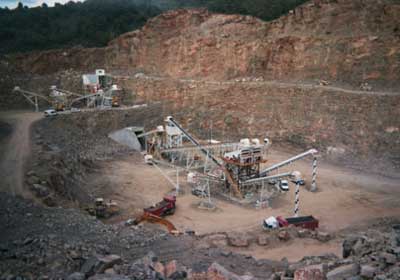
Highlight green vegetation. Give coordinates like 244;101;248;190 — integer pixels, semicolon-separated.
0;0;160;54
134;0;309;20
207;0;309;21
0;0;308;54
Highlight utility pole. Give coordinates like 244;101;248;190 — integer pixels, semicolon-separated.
311;156;317;192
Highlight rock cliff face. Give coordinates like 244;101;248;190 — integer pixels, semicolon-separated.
6;0;400;88
120;76;400;176
107;0;400;87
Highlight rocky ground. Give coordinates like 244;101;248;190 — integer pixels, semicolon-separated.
11;108;398;280
24;105;166;207
0;192;282;280
1;192;399;280
0;106;397;280
1;0;399;278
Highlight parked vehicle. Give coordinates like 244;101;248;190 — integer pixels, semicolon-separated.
44;109;57;117
263;216;280;229
279;180;289;191
71;107;81;113
263;215;319;230
268;179;278;185
278;216;319;230
43;109;58;117
291;178;305;185
143;195;176;217
144;154;154;165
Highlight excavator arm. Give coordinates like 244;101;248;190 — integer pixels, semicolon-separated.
134;212;179;234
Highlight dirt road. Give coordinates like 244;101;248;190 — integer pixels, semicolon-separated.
113;74;400;96
0;111;42;196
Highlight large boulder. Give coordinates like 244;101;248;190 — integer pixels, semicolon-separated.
204;234;228;247
88;275;130;280
326;264;359;280
342;236;369;258
278;230;290;242
393;224;400;246
31;184;50;198
317;231;331;243
294;264;324;280
380;252;397;265
81;255;122;276
165;260;177;278
257;235;269;246
298;229;312;239
227;233;250;247
360;265;377;279
97;255;123;273
66;272;85;280
207;262;242;280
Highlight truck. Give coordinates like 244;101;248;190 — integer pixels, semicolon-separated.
131;195;178;234
263;215;319;230
143;195;176;217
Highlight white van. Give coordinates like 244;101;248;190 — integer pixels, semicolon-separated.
44;109;57;117
279;180;289;191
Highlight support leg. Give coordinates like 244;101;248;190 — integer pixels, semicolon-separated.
176;168;179;195
294;182;300;217
311;157;317;192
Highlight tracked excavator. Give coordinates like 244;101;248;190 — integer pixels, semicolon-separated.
131;195;180;235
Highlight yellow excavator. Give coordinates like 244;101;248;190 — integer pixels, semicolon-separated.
86;198;120;218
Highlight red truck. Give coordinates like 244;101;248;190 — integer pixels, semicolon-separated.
264;215;319;230
144;195;176;217
131;195;178;234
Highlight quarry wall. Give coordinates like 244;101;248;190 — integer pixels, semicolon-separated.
3;0;400;90
0;0;399;176
120;77;400;176
108;2;400;89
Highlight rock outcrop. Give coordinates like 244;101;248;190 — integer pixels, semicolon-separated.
4;0;400;88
